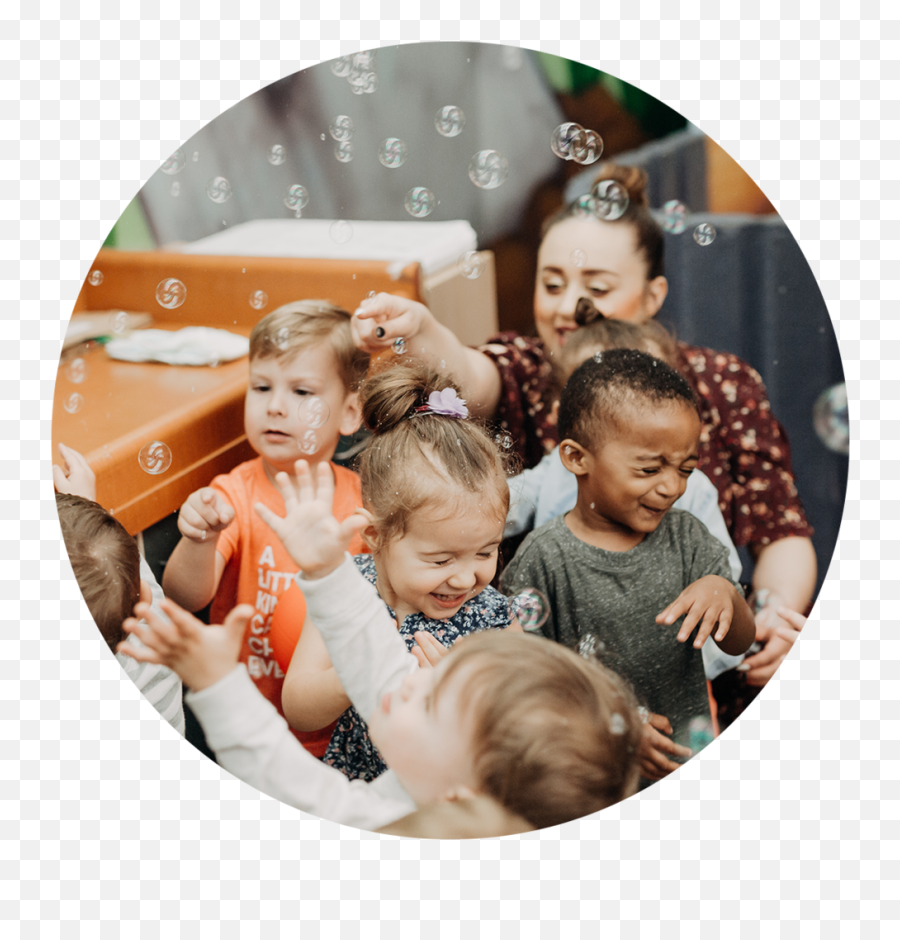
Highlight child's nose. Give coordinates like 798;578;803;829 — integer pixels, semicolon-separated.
267;391;288;415
655;470;682;499
446;566;478;590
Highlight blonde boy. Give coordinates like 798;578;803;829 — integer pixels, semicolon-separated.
162;301;368;722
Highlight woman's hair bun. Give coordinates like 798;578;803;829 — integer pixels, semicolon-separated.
360;361;463;435
590;163;649;208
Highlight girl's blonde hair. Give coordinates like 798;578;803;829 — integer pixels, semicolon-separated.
356;362;511;548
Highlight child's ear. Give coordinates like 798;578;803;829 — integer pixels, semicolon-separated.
559;439;590;476
338;391;363;437
357;510;380;552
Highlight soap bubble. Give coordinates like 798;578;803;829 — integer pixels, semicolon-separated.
813;383;849;455
379;138;408;169
284;184;309;218
329;115;354;141
693;222;717;246
109;311;130;334
170;181;180;197
593;351;603;363
249;290;268;311
160;149;185;175
687;715;715;752
570;248;587;268
662;199;688;235
63;392;83;414
578;633;606;658
268;144;286;165
88;269;103;287
458;251;486;280
334;140;354;163
191;151;200;162
468;150;509;189
155;278;187;309
550;122;587;161
494;431;513;450
571;194;599;216
330;55;352;78
275;327;290;350
591;180;629;221
299;396;330;430
299;430;319;456
609;713;626;735
329;220;354;244
138;441;173;475
434;105;465;137
353;50;376;69
573;128;603;165
206;176;233;204
361;72;379;94
392;337;407;354
65;357;88;384
508;588;549;632
404;187;435;218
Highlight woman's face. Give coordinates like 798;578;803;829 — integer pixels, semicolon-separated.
533;216;669;358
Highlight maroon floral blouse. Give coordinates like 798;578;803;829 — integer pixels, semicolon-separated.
478;332;813;549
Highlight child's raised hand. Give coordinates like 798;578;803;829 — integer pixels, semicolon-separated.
254;460;368;578
656;574;738;649
411;631;452;670
52;443;97;501
178;487;236;543
638;712;693;781
117;596;254;692
351;293;429;353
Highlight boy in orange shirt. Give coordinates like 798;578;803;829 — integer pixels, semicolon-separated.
162;301;369;733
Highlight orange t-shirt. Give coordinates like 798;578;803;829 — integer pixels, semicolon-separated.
209;457;366;747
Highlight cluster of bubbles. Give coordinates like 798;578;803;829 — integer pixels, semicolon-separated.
494;431;513;450
813;382;849;454
458;251;486;280
88;269;103;286
138;440;173;475
551;122;604;165
468;150;508;190
206;176;233;204
404;187;436;219
329;219;354;244
249;290;268;311
379;137;408;169
63;392;83;414
284;183;309;218
160;149;186;175
661;199;687;235
507;588;549;632
330;50;378;95
329;115;355;164
156;278;187;309
434;105;465;138
299;396;330;431
268;144;286;166
65;357;88;384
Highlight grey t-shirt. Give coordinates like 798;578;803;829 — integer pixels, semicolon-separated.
500;509;738;752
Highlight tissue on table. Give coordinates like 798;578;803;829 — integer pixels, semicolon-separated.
105;327;249;366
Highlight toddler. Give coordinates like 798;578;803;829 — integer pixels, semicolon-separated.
274;362;520;782
161;301;369;736
501;348;755;782
118;461;643;833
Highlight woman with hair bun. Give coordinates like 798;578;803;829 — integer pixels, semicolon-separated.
353;162;817;697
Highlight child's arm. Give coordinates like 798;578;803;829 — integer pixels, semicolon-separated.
281;617;352;732
504;452;551;538
161;487;234;611
656;575;756;656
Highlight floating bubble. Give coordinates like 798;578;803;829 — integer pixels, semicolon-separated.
330;55;352;78
508;588;549;632
693;222;717;246
361;72;379;94
160;149;185;175
662;199;688;235
379;138;408;169
170;181;180;197
609;713;627;735
570;248;587;268
63;392;83;414
578;633;606;658
468;150;509;190
156;278;187;309
329;220;353;244
206;176;233;204
813;383;849;455
593;351;603;363
571;193;599;216
268;144;286;165
591;180;629;221
299;430;319;455
434;105;466;137
284;184;309;218
687;715;715;752
500;46;524;70
249;290;268;311
109;311;129;334
192;151;200;162
404;187;435;219
392;337;407;355
494;431;513;450
458;251;486;280
550;122;587;161
573;128;603;165
334;140;354;163
319;133;326;141
365;290;377;301
275;326;290;350
353;50;376;69
88;269;103;287
65;357;88;384
299;396;330;430
350;83;366;96
138;441;173;475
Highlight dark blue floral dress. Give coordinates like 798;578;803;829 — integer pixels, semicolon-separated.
321;554;513;782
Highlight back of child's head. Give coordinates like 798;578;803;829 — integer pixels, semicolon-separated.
356;362;511;548
56;492;141;652
249;300;369;391
434;631;642;830
558;317;677;384
558;347;697;451
377;794;533;839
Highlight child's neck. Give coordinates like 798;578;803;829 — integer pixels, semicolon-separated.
372;558;417;626
565;498;647;553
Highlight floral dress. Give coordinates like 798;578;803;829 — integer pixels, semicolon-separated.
321;554;513;783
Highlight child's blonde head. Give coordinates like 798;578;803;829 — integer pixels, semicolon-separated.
356;362;511;548
435;631;642;830
249;300;369;392
56;493;141;652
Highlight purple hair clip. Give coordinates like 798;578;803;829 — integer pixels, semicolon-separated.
414;388;469;419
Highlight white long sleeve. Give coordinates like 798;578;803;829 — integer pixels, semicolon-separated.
186;664;415;830
295;554;418;723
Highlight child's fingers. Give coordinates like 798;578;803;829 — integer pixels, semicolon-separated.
158;597;207;640
645;725;692;759
674;601;704;643
51;463;70;492
222;604;255;644
712;606;733;644
115;639;165;665
413;632;449;667
293;461;316;503
338;512;369;542
411;647;431;669
254;501;285;534
647;712;673;736
775;624;802;646
657;591;692;626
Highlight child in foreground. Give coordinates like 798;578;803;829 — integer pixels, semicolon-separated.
501;348;756;783
274;363;521;782
119;461;643;834
161;301;369;745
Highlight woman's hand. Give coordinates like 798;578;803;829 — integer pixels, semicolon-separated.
638;712;693;781
52;443;97;501
351;293;431;353
255;460;368;578
739;605;807;685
